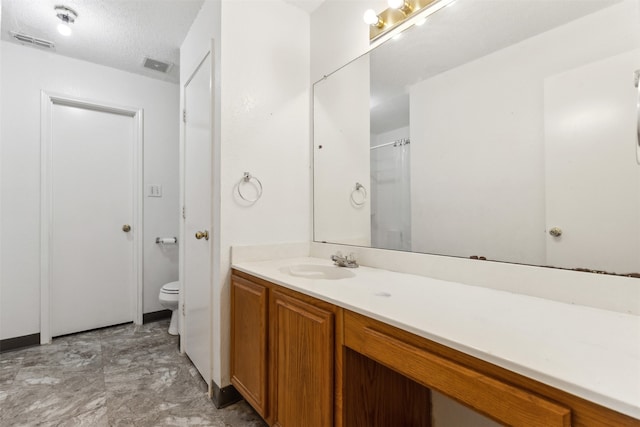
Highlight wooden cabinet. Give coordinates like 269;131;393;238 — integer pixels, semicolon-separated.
344;347;432;427
270;289;334;427
232;269;640;427
344;310;640;427
231;270;337;427
230;274;269;418
344;310;570;427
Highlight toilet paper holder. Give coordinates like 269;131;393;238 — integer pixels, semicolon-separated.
156;237;178;245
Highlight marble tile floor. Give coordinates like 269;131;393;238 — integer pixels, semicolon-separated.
0;320;268;427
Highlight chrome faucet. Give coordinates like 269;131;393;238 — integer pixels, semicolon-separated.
331;251;358;268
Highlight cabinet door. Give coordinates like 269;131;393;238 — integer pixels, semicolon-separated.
271;290;334;427
230;275;268;417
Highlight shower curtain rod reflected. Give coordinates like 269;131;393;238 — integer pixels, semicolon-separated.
370;138;410;150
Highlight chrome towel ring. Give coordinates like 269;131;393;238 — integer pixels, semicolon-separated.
350;182;367;206
237;172;263;203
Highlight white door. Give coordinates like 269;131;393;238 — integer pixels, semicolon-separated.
49;101;136;337
183;52;213;385
544;50;640;274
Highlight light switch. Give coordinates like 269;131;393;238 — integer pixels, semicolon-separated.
147;184;163;197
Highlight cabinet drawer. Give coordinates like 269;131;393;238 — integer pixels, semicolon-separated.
345;311;571;427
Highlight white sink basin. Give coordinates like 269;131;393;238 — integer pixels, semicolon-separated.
280;264;356;280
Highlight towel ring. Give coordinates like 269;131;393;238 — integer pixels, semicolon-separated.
237;172;263;203
350;182;367;206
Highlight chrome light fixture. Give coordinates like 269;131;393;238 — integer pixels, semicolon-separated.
363;0;454;42
55;5;78;36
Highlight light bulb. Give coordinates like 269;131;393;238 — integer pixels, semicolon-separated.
363;9;380;26
57;22;72;36
388;0;413;15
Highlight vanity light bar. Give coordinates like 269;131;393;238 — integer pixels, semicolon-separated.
366;0;451;42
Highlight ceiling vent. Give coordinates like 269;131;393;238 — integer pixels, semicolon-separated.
10;31;55;49
142;57;173;74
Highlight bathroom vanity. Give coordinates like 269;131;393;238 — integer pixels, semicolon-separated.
230;258;640;427
234;1;640;425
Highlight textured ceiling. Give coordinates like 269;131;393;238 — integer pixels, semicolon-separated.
1;0;204;84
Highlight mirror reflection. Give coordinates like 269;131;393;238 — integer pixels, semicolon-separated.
313;0;640;276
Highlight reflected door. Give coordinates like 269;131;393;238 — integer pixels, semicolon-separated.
544;50;640;274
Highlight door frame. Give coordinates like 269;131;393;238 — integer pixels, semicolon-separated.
40;91;144;344
179;46;215;390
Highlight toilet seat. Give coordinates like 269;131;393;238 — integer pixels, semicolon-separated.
161;281;179;294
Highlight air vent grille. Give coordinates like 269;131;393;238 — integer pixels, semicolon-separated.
10;31;55;49
143;57;173;74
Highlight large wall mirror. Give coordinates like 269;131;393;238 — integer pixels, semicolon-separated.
313;0;640;276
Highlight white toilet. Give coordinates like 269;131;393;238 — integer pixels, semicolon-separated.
159;281;180;335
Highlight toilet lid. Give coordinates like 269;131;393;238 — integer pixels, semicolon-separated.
161;281;180;293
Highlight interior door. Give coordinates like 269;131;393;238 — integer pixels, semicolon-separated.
544;50;640;274
50;102;135;337
183;52;213;385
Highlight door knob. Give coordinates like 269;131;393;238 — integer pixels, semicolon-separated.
549;227;562;237
195;230;209;241
122;224;131;232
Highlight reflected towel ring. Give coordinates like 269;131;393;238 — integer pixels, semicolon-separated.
237;172;263;203
350;182;367;206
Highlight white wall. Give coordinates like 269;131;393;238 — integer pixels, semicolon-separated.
409;1;640;267
218;0;310;388
431;391;501;427
310;0;385;82
180;0;310;388
410;54;545;264
372;126;409;147
314;54;371;245
0;41;180;340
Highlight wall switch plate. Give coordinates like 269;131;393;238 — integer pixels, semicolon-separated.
147;184;163;197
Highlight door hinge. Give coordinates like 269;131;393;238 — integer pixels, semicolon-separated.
183;109;186;123
182;303;185;316
182;206;186;219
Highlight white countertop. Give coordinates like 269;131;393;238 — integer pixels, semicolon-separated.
232;257;640;420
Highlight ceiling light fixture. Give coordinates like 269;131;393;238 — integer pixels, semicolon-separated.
54;5;78;36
